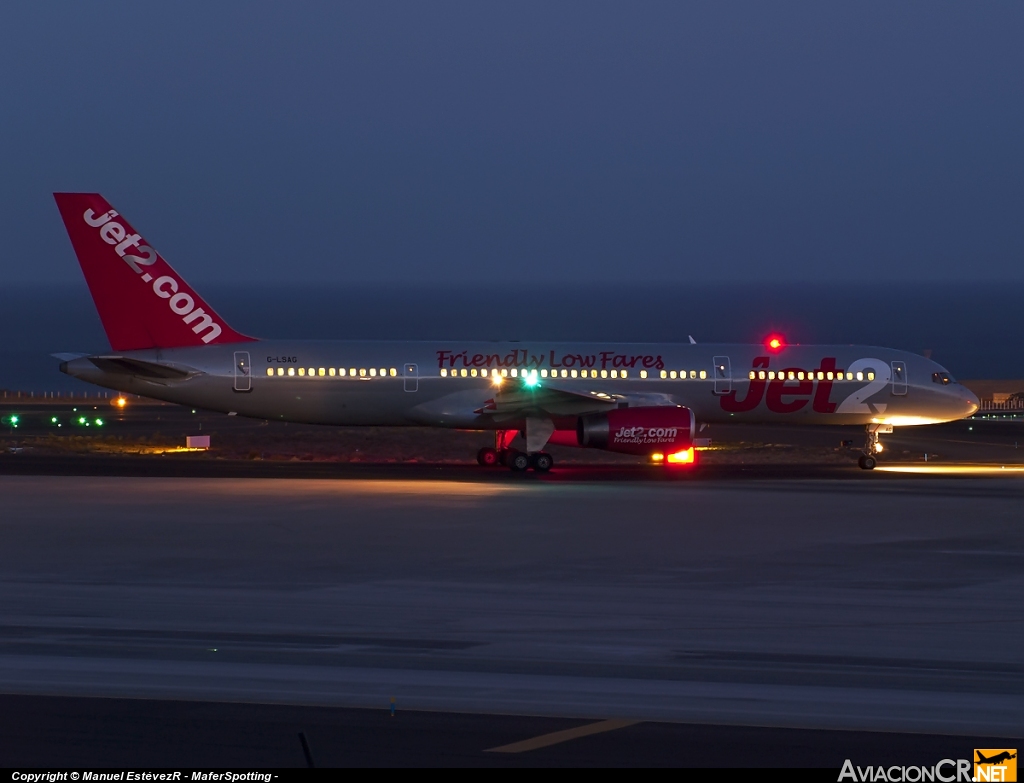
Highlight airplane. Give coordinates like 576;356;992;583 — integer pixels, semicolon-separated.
52;192;980;472
976;752;1017;765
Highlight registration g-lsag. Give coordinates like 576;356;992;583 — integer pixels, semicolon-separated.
52;193;980;471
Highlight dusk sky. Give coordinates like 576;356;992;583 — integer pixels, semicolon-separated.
3;2;1023;285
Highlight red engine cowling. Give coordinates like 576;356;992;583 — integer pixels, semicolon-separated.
577;407;695;455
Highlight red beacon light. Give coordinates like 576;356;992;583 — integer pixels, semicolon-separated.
766;335;785;352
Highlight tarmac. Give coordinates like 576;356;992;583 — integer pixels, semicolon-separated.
0;469;1020;765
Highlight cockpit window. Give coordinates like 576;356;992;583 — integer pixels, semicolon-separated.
932;372;954;385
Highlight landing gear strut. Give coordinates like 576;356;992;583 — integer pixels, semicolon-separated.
858;424;890;470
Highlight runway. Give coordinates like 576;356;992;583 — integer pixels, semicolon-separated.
0;472;1020;761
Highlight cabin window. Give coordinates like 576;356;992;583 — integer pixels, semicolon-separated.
640;370;648;379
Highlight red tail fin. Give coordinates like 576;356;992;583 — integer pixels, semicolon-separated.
53;193;255;351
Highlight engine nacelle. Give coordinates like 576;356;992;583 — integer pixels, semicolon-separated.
577;406;695;456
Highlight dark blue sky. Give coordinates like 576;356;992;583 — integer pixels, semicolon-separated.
3;2;1023;285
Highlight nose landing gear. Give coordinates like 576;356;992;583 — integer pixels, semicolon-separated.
858;453;877;470
858;424;892;470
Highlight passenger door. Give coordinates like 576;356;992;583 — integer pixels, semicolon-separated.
404;363;419;392
712;356;732;395
233;351;252;392
891;361;907;396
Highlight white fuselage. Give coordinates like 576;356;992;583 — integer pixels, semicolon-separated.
61;339;980;431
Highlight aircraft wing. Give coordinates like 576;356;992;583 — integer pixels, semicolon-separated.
478;382;621;418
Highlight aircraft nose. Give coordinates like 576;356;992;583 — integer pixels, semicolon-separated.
962;387;980;418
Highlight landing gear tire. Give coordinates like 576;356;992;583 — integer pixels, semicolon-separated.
858;454;877;470
477;447;499;467
508;451;531;472
532;453;554;472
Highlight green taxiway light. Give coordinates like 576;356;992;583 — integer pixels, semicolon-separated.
9;415;19;425
51;417;58;423
94;419;104;426
78;416;87;425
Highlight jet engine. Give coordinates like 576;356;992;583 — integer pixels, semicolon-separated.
577;406;695;459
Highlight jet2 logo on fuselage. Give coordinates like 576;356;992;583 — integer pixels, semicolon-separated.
721;356;889;416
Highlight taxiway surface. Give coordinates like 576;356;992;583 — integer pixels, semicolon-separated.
0;472;1020;743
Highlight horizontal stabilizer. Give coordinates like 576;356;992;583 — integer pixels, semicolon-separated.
87;356;195;380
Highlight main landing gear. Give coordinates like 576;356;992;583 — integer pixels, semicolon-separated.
476;446;554;473
858;424;891;470
476;447;500;467
478;428;554;473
